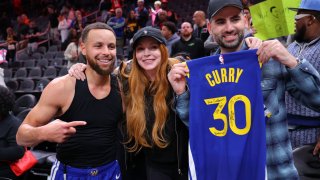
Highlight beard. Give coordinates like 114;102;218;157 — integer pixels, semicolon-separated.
215;31;244;50
86;55;115;76
181;31;192;38
293;24;306;43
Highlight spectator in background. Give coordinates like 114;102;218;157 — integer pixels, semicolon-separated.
243;5;256;36
68;8;76;23
166;9;178;25
161;21;180;55
154;10;168;29
135;0;149;29
160;0;178;25
58;12;72;44
16;15;29;42
60;4;71;15
150;1;162;26
161;0;169;10
99;0;112;22
171;21;205;59
64;37;81;69
285;0;320;150
111;0;122;9
6;27;18;65
125;10;138;42
62;28;78;51
0;85;25;179
107;7;126;61
47;4;60;43
71;10;85;33
192;11;209;43
20;14;30;27
125;10;138;60
23;20;41;55
0;12;12;41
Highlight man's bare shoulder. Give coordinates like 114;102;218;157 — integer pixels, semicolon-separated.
47;75;76;90
44;75;75;92
39;75;76;106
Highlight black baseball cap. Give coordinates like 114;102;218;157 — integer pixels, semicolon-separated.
131;26;166;48
207;0;243;19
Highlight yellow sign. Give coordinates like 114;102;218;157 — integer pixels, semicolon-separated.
250;0;301;40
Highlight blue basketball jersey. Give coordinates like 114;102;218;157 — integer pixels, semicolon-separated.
186;50;266;180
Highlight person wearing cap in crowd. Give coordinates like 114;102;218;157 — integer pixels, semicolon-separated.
135;0;149;29
284;0;320;177
120;26;188;180
171;21;205;59
16;22;124;180
68;26;189;180
161;21;180;55
168;0;320;179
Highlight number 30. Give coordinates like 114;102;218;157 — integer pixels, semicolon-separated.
204;95;251;137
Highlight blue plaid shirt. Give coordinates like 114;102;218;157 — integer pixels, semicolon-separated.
176;41;320;180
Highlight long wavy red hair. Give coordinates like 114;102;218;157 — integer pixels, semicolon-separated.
125;44;171;152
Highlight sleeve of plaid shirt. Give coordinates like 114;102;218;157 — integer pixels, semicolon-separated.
286;58;320;112
175;90;190;127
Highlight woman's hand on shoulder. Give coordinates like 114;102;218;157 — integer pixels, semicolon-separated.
68;63;87;81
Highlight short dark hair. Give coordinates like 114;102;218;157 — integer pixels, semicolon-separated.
162;21;177;33
81;22;115;43
0;85;15;118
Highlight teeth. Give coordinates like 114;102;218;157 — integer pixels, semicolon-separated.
98;59;110;63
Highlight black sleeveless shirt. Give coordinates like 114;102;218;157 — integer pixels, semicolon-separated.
56;75;123;167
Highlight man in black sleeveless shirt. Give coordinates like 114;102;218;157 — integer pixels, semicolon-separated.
16;22;124;180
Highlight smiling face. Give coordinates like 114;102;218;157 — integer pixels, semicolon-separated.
208;6;247;53
134;37;162;79
81;29;116;76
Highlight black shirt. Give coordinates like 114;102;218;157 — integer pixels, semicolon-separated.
143;91;177;169
171;36;205;59
57;75;123;167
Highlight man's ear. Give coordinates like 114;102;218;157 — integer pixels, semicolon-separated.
243;15;249;29
308;16;317;26
80;42;86;56
207;21;212;35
